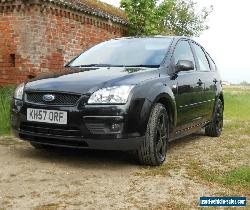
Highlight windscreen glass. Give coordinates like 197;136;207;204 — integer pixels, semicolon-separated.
69;38;172;67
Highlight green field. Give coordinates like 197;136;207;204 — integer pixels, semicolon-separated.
224;86;250;121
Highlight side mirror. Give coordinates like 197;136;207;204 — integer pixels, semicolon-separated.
176;60;194;73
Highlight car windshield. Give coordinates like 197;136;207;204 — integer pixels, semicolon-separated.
69;38;173;67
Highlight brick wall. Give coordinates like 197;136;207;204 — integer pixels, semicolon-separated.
0;0;127;86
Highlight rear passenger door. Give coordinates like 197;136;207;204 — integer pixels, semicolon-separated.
173;40;205;130
190;42;217;122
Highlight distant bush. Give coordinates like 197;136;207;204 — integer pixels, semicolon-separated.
239;81;250;86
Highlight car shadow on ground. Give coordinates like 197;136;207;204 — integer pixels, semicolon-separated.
15;131;206;168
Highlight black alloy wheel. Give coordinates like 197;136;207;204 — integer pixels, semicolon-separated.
137;103;169;166
205;99;224;137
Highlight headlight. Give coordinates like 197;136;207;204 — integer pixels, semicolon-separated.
88;85;134;104
14;83;25;100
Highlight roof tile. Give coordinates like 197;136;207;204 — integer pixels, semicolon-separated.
0;0;128;24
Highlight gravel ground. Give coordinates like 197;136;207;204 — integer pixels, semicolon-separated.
0;130;249;210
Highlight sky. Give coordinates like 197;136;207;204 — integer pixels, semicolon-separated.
101;0;250;83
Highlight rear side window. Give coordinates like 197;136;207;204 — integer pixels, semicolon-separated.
192;43;210;71
174;40;196;70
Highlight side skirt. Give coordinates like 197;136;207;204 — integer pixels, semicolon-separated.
169;121;210;142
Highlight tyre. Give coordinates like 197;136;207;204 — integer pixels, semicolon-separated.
205;99;224;137
137;103;169;166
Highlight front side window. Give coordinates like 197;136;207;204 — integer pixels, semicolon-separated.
192;43;210;71
174;40;196;70
69;38;173;67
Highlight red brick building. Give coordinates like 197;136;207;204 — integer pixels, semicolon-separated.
0;0;128;86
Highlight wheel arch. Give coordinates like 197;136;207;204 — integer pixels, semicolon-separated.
211;91;224;120
218;93;224;108
151;92;177;134
136;82;177;136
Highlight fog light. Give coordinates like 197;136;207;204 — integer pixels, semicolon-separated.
15;100;23;107
13;99;23;113
111;123;121;132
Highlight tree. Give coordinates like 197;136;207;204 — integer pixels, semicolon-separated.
120;0;161;35
120;0;213;36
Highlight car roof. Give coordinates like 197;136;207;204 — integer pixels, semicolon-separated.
113;35;192;41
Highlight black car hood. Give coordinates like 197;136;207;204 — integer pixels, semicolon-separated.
25;67;159;94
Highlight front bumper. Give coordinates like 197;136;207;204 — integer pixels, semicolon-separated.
11;98;149;151
14;130;143;151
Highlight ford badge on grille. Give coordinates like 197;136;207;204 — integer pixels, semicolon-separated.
43;94;55;102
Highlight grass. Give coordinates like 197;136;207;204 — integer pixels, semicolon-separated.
81;0;127;20
135;161;180;177
34;203;60;210
187;161;250;191
0;136;23;146
223;167;250;186
190;86;250;194
223;86;250;121
0;86;15;135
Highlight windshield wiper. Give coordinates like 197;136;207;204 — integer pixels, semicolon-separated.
72;64;125;68
124;64;160;68
71;64;160;68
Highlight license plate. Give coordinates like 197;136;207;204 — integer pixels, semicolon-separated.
27;108;67;125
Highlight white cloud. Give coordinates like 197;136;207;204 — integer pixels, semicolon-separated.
101;0;250;83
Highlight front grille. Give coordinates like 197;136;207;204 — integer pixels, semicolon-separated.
20;122;81;138
25;92;81;106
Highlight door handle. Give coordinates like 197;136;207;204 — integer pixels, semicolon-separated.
197;79;203;86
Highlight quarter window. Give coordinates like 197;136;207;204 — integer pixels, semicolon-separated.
174;40;195;70
192;43;210;71
206;53;217;71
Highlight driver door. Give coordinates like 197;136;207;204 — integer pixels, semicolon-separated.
172;40;205;130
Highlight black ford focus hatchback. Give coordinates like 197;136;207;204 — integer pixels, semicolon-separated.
11;36;224;166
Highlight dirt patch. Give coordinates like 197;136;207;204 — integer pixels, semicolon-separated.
0;131;249;209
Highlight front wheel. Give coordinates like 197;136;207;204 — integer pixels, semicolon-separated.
205;99;224;137
136;103;169;166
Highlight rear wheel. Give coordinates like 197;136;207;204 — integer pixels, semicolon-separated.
137;103;169;166
205;99;224;137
